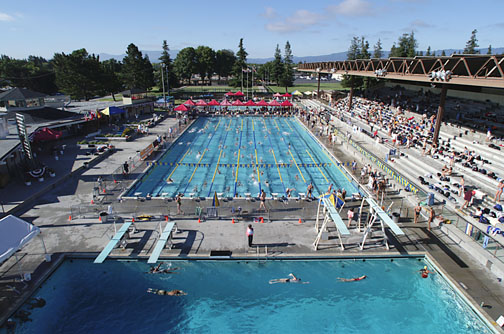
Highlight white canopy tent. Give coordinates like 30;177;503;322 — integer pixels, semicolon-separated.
0;215;44;264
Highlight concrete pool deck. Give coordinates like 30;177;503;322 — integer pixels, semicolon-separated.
1;114;504;332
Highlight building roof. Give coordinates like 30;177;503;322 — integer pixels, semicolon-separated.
0;87;46;101
121;88;146;96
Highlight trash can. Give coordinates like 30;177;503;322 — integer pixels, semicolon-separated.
392;212;400;224
99;212;109;223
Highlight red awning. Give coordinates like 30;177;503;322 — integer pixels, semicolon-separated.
282;93;292;97
268;100;281;106
220;99;232;106
33;127;62;142
208;99;220;106
244;100;257;106
196;100;207;106
234;91;244;97
281;100;293;107
225;91;235;96
174;104;188;111
183;99;195;106
257;100;269;106
232;100;244;106
273;93;282;97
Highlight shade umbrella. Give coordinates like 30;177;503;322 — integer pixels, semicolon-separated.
244;100;257;106
257;100;269;106
196;100;207;106
282;93;292;97
208;99;220;106
234;91;244;97
292;90;303;96
220;99;232;106
33;127;63;142
304;91;312;95
232;99;244;106
269;100;281;106
273;93;282;98
174;104;188;111
183;99;195;106
225;91;235;96
281;100;293;107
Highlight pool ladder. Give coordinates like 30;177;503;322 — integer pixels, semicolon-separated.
256;245;268;262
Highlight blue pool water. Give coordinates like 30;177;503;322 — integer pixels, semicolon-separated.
127;116;359;198
11;258;491;334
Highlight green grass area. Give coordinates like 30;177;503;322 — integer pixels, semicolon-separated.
267;82;348;93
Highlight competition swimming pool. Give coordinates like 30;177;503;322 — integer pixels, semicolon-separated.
126;116;360;198
9;258;493;334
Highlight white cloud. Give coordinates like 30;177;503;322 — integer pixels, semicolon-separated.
0;12;14;22
265;9;324;33
411;19;434;28
261;7;277;19
327;0;373;16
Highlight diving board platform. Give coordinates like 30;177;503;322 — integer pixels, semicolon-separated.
147;222;177;264
94;222;132;263
365;198;404;235
314;197;350;250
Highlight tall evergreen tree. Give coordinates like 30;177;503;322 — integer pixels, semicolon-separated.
272;44;284;86
441;50;446;56
389;32;417;57
425;46;431;56
463;29;479;54
373;39;383;58
101;59;123;101
280;41;294;91
360;37;371;59
173;47;197;84
342;37;363;89
121;43;154;90
215;49;236;81
230;38;248;87
158;40;178;90
487;45;492;55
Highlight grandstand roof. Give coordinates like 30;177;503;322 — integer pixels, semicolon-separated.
0;87;46;101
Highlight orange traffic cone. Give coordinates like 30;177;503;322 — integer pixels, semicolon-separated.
165;215;169;222
298;218;302;224
114;179;117;184
198;218;201;223
103;188;106;194
132;217;135;223
90;199;94;204
232;218;235;224
260;217;264;224
99;216;102;222
68;215;72;221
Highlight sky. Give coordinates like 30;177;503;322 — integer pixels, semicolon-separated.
1;0;503;60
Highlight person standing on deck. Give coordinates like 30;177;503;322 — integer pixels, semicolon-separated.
259;190;267;211
246;224;254;247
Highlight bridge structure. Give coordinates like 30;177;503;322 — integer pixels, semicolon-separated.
297;55;504;143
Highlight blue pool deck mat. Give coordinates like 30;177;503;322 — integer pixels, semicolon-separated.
94;222;133;264
322;198;350;235
147;222;176;264
365;198;405;235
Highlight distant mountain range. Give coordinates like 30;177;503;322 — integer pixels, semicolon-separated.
99;47;503;64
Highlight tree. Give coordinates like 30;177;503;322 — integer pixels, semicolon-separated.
173;47;197;84
257;61;273;85
425;46;431;56
441;50;446;56
271;44;284;86
158;40;178;89
230;38;248;87
121;43;154;90
389;32;417;57
280;41;294;91
373;39;383;58
101;59;123;101
342;37;364;89
463;29;479;54
0;55;57;94
195;46;216;85
347;36;361;60
215;49;235;81
53;49;104;100
487;45;492;55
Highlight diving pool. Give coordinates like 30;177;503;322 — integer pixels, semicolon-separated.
126;116;360;198
9;258;493;333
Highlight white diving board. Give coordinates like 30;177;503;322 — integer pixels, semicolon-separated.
147;222;176;264
365;198;405;235
322;198;350;235
94;222;133;263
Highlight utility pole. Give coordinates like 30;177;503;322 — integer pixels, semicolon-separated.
166;65;170;102
161;64;166;109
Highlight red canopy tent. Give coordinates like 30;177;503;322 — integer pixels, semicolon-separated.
196;100;207;106
208;99;220;106
268;100;281;106
234;91;244;97
281;100;293;107
282;93;292;97
244;100;257;106
273;93;282;97
232;100;244;106
33;127;62;142
220;99;232;106
174;104;189;111
183;99;195;106
225;91;235;96
257;100;269;106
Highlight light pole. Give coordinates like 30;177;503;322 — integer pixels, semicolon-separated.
161;64;166;109
165;65;170;102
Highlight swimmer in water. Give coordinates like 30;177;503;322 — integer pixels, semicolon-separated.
419;266;434;278
295;175;299;181
269;273;308;284
147;288;187;296
337;275;367;282
166;177;174;184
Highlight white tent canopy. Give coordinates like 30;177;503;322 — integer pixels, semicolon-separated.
0;215;40;263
